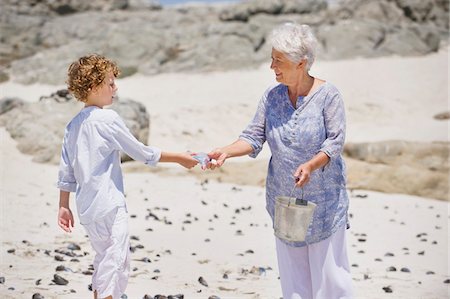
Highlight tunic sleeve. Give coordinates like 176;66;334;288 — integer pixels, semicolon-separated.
56;132;77;192
239;90;269;158
105;112;162;166
319;91;346;160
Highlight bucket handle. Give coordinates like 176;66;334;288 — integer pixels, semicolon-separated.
288;178;307;206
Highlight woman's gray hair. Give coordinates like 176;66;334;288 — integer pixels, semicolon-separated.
270;23;318;70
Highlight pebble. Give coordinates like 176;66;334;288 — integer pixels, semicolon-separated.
0;277;4;284
418;251;425;255
382;286;393;293
55;265;66;271
7;249;15;254
32;293;45;299
400;267;411;273
426;271;435;275
222;273;229;279
385;252;394;257
208;296;221;299
67;243;81;251
35;279;41;285
444;279;450;284
374;258;382;262
386;266;397;272
52;274;69;285
198;276;208;287
54;255;65;261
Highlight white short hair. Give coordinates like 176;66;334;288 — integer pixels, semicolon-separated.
270;23;318;70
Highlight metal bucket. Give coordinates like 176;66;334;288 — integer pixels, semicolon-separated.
274;195;316;242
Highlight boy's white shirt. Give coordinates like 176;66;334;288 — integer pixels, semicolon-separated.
57;106;161;225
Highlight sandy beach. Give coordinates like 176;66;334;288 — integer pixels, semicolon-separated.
0;45;449;298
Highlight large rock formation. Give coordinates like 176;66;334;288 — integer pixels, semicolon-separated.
0;0;448;84
0;94;150;164
344;140;449;201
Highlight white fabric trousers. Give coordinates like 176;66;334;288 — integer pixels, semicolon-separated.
83;206;130;299
276;225;353;299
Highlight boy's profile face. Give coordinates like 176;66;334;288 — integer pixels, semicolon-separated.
87;71;117;108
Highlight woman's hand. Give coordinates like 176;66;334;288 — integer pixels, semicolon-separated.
294;163;313;187
58;206;74;233
206;148;229;170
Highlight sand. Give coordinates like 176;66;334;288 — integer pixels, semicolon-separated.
0;47;449;298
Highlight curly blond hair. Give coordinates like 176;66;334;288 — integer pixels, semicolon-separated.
66;54;120;102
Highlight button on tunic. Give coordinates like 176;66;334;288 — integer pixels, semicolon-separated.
239;82;349;247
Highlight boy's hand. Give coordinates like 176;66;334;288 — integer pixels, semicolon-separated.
178;152;199;169
58;206;74;233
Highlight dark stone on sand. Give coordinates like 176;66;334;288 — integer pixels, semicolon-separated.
67;243;81;250
208;296;221;299
198;276;208;287
426;271;435;275
0;277;4;284
121;294;128;299
7;249;15;254
351;264;359;268
357;250;365;254
154;296;167;299
55;265;66;271
139;257;152;263
433;111;450;120
70;258;80;262
32;293;45;299
236;230;243;236
223;273;229;279
385;252;394;257
245;249;254;254
8;287;14;290
357;238;366;242
418;251;425;255
54;255;65;261
363;274;370;280
375;258;382;262
444;279;450;284
35;279;41;285
400;267;411;273
88;284;92;291
143;295;153;299
386;266;397;272
432;241;438;245
382;286;393;293
131;235;140;241
82;271;93;275
168;295;184;299
52;274;69;285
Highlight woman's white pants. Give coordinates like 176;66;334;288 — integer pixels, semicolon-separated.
83;207;130;299
276;225;353;299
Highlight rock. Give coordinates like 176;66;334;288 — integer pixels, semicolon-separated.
434;111;450;120
1;0;448;85
386;266;397;272
0;96;150;164
32;294;45;299
400;267;411;273
0;97;25;116
345;141;450;201
0;276;4;284
382;286;393;293
67;243;81;251
198;276;208;287
52;274;69;285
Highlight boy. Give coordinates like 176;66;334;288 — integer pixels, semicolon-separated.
56;54;198;299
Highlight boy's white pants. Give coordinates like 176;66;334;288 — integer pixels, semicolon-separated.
275;225;353;299
83;206;130;299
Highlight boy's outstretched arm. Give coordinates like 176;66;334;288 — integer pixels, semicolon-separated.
159;152;199;169
58;190;74;233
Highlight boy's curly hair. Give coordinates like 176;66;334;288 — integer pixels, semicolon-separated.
66;54;120;102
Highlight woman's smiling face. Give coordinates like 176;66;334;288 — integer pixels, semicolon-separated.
270;48;299;85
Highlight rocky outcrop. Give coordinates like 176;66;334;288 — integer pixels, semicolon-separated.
344;140;449;201
0;0;448;85
0;94;150;164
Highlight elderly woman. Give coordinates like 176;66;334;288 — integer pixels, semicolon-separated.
207;23;353;298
